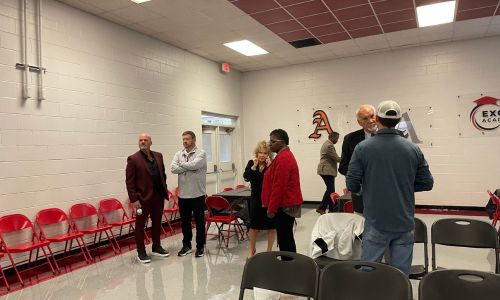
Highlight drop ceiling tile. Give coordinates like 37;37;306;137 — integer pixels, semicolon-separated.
487;24;500;34
108;5;164;24
298;12;337;27
324;38;358;49
387;33;420;48
419;22;453;34
251;8;292;25
278;29;314;41
266;19;304;33
385;27;420;40
232;0;280;14
128;22;163;36
371;0;414;14
333;4;374;21
453;25;489;38
455;16;493;28
284;0;329;18
308;23;345;36
331;46;363;57
79;0;133;12
349;25;382;38
59;0;107;14
377;9;416;24
99;11;132;25
382;19;418;33
414;0;449;6
317;31;351;43
342;15;379;30
456;6;497;21
276;0;315;6
458;0;499;11
355;34;388;45
323;0;369;11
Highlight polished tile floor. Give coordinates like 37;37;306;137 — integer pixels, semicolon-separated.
0;209;495;300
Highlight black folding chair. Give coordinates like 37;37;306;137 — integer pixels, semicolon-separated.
419;269;500;300
410;217;428;279
431;218;499;273
318;260;412;300
239;251;319;299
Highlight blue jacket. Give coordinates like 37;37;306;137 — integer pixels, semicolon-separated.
346;128;433;232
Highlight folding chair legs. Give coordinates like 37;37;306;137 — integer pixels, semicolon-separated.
0;259;9;290
3;245;58;286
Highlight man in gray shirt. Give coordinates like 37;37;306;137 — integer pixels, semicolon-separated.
346;100;433;276
171;131;207;258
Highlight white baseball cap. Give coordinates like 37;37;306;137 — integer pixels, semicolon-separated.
377;100;401;119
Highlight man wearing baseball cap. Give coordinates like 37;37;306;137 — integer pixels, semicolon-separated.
346;100;434;276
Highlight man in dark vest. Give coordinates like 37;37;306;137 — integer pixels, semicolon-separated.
339;104;377;214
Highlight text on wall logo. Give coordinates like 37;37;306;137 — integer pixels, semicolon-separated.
469;96;500;131
309;110;332;139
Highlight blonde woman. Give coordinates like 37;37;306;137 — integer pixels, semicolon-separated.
243;141;276;258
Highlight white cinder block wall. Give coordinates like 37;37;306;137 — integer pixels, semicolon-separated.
242;36;500;207
0;0;242;223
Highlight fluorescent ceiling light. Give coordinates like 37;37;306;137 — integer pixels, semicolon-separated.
417;1;456;27
223;40;269;56
131;0;151;3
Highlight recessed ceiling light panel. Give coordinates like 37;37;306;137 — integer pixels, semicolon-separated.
223;40;269;56
417;1;456;28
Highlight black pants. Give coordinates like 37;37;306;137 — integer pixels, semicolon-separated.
179;196;206;249
135;196;164;251
275;209;296;252
318;175;335;211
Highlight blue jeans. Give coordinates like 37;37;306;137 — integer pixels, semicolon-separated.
318;175;335;211
361;223;414;276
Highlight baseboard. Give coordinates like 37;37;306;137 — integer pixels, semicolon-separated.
303;200;487;213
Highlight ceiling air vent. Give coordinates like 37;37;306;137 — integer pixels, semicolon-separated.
288;37;321;49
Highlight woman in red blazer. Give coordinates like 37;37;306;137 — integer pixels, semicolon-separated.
262;129;303;253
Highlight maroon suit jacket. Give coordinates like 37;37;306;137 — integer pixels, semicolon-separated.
126;150;169;206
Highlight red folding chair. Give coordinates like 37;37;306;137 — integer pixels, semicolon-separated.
342;188;349;195
0;252;9;290
163;191;179;234
69;203;121;254
223;187;234;192
235;184;246;189
0;214;59;286
343;200;354;213
487;190;500;229
36;208;92;264
99;198;141;242
330;192;340;209
205;196;245;247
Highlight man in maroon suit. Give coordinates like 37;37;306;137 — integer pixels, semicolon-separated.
126;133;170;263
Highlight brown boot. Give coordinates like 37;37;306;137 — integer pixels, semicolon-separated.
316;208;326;215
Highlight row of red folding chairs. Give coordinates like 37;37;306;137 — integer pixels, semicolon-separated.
0;189;181;291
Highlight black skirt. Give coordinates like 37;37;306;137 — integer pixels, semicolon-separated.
249;197;275;230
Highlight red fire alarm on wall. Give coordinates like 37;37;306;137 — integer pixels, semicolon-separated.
221;62;230;73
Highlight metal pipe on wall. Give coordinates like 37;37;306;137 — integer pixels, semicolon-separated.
37;0;44;100
21;0;30;99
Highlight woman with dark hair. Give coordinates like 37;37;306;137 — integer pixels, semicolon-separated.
243;140;276;258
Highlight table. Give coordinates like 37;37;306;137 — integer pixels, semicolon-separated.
213;187;251;225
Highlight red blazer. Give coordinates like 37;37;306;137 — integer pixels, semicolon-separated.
261;147;303;214
126;150;169;205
